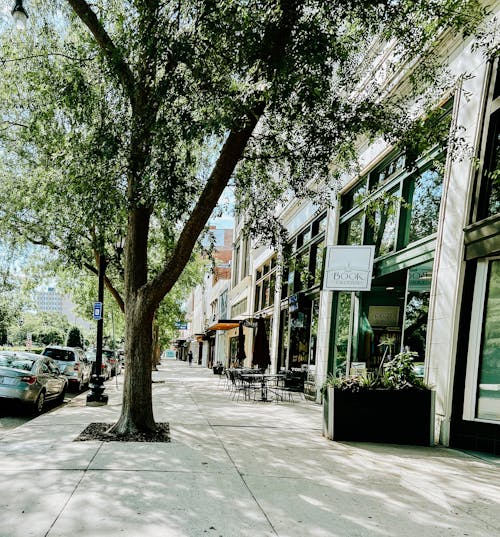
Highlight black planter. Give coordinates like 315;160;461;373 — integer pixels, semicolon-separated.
323;386;435;446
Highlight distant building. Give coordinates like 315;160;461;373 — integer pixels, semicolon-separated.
35;287;63;313
34;287;92;332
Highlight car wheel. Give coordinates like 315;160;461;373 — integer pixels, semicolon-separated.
33;391;45;415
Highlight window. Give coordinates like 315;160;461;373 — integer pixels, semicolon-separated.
464;259;500;422
476;60;500;221
340;213;363;245
254;256;278;313
365;190;399;257
285;213;327;296
406;164;444;244
476;260;500;421
480;108;500;218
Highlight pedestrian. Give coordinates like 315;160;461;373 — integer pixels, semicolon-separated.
188;350;193;366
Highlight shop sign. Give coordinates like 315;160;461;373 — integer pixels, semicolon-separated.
289;294;299;312
368;306;400;327
175;321;188;330
408;264;433;292
323;245;375;291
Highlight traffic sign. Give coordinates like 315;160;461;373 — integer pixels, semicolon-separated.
175;321;188;330
93;302;103;320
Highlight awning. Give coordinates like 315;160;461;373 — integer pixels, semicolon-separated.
206;319;241;331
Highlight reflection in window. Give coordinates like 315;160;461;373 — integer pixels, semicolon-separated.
334;292;351;375
342;214;363;245
297;251;310;291
403;293;429;360
408;167;443;243
477;260;500;421
312;240;325;286
341;180;367;215
366;192;398;257
482;109;500;218
309;298;320;367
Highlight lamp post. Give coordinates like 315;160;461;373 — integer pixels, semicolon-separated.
11;0;28;30
87;253;109;404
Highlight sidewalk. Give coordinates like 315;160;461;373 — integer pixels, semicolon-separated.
1;360;499;537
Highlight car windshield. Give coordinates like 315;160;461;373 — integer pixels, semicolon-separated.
6;360;35;371
43;349;75;362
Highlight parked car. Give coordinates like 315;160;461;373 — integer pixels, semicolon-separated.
103;349;121;376
85;351;112;380
0;351;68;414
41;346;92;392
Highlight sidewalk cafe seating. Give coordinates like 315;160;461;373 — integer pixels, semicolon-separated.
278;370;306;402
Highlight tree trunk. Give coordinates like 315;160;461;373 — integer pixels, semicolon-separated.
109;294;156;434
109;206;158;435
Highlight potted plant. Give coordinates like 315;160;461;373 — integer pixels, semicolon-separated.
322;351;435;446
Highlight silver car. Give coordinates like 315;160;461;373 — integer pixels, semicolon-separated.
41;346;92;392
85;351;112;380
0;351;68;414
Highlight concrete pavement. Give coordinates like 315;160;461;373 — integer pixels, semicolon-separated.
0;360;499;537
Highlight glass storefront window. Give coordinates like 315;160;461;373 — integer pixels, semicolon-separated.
312;240;324;286
476;260;500;421
334;292;352;376
296;251;310;292
403;293;429;360
407;166;444;243
308;298;320;367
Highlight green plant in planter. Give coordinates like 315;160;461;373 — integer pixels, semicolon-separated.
322;350;429;393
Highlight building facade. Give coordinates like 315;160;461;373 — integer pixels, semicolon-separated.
206;8;500;454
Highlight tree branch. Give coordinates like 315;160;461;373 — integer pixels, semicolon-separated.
84;261;125;313
0;53;97;65
144;1;302;311
65;0;136;100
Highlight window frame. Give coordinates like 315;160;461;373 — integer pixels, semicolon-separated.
463;257;500;424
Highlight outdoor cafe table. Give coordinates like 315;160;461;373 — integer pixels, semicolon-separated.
240;373;285;402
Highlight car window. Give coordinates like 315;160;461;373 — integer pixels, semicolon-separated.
45;360;60;374
9;360;35;371
42;348;75;362
39;362;50;374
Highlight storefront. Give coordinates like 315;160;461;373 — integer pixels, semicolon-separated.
451;58;500;455
330;106;450;378
273;213;326;393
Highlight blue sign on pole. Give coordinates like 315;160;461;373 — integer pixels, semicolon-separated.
93;302;103;320
175;321;188;330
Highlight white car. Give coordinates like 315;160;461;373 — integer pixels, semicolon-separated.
41;346;92;392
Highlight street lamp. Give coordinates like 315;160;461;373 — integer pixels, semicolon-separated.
87;253;109;405
11;0;28;31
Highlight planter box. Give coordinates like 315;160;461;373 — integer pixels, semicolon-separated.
323;386;435;446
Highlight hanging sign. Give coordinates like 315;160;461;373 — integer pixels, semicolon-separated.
175;321;188;330
408;264;433;292
322;245;375;292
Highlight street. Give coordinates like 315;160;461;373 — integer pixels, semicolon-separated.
0;385;102;434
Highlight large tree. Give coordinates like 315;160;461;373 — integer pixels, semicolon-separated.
0;0;490;435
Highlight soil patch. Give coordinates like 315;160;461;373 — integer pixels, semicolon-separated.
74;422;170;442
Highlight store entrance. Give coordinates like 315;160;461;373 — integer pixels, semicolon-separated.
350;261;432;374
356;270;406;372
